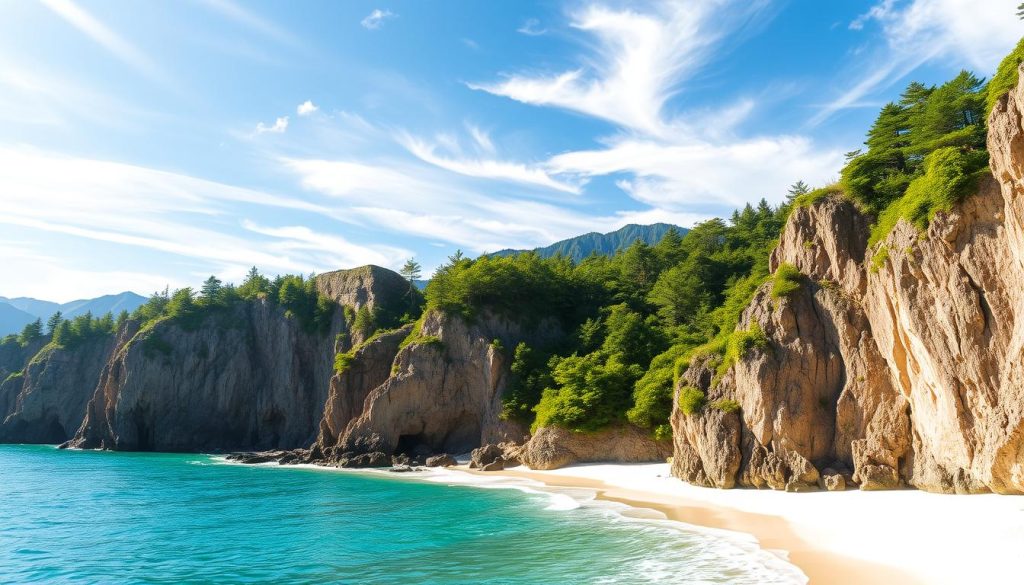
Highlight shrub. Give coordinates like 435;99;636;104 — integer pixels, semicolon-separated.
678;386;706;416
334;351;355;375
793;183;843;208
718;324;769;379
987;36;1024;115
868;147;988;247
871;246;890;273
771;263;802;299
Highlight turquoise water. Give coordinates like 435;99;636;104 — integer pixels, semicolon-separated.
0;445;800;584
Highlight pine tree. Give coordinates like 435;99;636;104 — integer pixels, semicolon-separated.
400;258;422;282
19;318;43;344
46;311;63;336
200;275;222;302
785;180;811;204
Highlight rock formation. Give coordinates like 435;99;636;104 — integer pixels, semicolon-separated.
671;68;1024;494
0;333;120;444
315;310;532;460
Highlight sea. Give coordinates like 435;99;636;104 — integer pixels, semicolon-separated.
0;445;804;584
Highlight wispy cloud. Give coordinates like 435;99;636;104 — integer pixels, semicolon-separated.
361;9;396;30
39;0;174;89
813;0;1021;125
517;18;546;36
297;100;318;116
199;0;304;49
0;147;407;298
255;116;289;134
396;130;581;194
471;0;770;138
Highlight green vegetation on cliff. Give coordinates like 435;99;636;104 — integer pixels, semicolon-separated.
426;203;787;435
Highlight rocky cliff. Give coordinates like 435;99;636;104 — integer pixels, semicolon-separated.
671;69;1024;494
0;334;118;444
313;310;534;461
62;266;418;452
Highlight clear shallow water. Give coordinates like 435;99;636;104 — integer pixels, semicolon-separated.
0;445;801;584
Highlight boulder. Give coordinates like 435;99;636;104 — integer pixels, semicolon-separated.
425;454;457;467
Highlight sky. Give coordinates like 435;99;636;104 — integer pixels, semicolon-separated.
0;0;1020;302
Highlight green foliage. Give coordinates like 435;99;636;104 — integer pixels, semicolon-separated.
490;338;504;351
334;351;355;375
410;335;443;350
868;147;989;246
532;353;642;432
352;306;378;339
792;184;844;209
18;319;43;345
718;324;769;378
987;36;1024;114
771;263;802;299
51;311;118;349
710;398;741;413
627;342;692;429
871;246;890;274
3;370;24;384
399;258;422;282
501;342;553;424
678;386;706;416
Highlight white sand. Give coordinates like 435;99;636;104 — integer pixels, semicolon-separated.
496;463;1024;584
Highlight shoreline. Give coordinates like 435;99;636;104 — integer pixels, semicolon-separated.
460;462;1024;585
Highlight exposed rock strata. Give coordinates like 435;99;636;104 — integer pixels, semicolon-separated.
671;69;1024;494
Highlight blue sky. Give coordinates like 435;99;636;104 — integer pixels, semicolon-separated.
0;0;1019;301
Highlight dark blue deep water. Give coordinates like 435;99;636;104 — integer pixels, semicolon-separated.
0;445;801;584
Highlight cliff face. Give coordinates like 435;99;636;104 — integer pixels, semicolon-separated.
671;70;1024;494
0;335;118;444
66;301;340;451
315;311;531;459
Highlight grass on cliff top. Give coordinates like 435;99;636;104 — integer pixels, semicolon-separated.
867;148;990;248
987;36;1024;115
678;386;706;416
793;183;844;209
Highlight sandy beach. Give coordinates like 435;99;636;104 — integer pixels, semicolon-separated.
458;462;1024;584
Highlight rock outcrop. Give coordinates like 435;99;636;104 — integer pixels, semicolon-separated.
322;311;532;458
0;334;120;444
521;425;672;470
671;69;1024;494
66;299;340;452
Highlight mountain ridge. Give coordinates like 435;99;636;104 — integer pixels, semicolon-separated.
489;223;687;263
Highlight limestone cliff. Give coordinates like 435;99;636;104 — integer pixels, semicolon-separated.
671;68;1024;494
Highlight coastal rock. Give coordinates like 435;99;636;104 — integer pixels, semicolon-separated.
66;299;340;452
332;311;532;458
671;68;1024;494
339;451;391;468
481;459;505;472
425;454;457;467
1;329;125;444
520;425;672;471
823;473;846;492
470;443;504;469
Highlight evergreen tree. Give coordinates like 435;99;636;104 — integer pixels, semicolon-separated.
18;318;43;344
200;275;222;301
46;311;63;336
400;258;422;282
785;180;811;204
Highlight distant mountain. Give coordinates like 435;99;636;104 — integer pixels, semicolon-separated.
0;303;38;338
58;292;148;320
490;223;688;263
0;292;148;336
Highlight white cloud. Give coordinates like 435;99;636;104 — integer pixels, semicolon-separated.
0;147;407;298
470;0;837;210
361;9;396;30
39;0;173;88
255;116;289;134
297;100;318;116
548;135;843;209
815;0;1021;124
471;1;769;138
517;18;546;36
397;132;581;194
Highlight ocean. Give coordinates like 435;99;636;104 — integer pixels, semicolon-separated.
0;445;802;584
